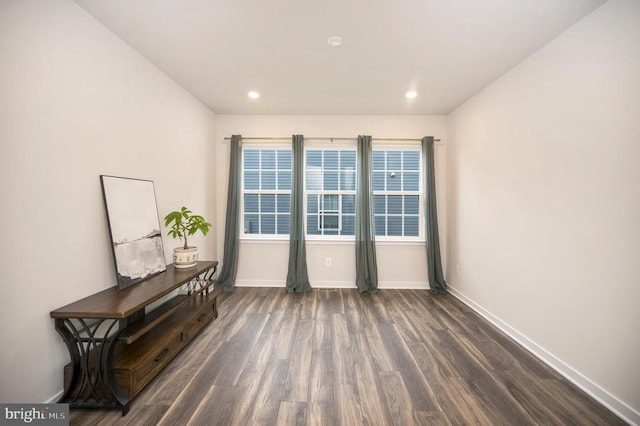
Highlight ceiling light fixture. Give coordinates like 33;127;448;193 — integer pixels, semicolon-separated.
405;91;418;99
327;36;343;47
248;91;260;99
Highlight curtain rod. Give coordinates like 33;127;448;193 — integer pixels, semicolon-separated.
223;136;441;142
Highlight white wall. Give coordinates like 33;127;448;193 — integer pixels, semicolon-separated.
215;115;447;289
447;0;640;422
0;0;216;403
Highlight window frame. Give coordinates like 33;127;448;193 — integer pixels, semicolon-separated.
240;143;292;240
371;144;424;242
304;143;357;241
238;141;424;243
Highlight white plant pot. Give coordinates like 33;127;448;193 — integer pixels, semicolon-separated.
173;246;198;268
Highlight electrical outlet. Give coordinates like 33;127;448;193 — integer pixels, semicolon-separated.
325;257;332;267
455;265;460;275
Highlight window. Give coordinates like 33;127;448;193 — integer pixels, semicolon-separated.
372;149;422;238
242;148;291;237
306;149;356;237
241;144;422;241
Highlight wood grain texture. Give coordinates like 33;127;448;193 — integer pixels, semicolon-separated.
51;262;218;318
69;288;627;425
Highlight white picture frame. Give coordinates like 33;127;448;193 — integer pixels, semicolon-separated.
100;175;166;289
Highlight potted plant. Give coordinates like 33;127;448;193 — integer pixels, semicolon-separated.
164;206;212;268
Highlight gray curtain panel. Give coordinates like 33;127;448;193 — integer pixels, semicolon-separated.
422;136;447;294
355;135;379;294
286;135;312;292
216;134;242;292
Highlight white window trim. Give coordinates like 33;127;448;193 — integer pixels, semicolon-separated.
240;143;292;240
371;144;425;242
304;145;357;241
237;141;425;243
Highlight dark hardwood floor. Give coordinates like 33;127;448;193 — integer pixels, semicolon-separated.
70;288;626;425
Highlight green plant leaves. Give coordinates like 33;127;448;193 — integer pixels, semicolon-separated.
164;206;211;248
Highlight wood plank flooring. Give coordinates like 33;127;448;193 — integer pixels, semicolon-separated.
69;288;626;425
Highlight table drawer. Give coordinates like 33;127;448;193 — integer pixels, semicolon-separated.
130;329;184;395
186;299;216;340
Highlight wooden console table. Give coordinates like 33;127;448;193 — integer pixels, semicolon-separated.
50;261;219;415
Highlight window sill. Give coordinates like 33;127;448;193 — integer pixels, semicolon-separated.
375;239;425;246
240;237;289;244
238;237;425;246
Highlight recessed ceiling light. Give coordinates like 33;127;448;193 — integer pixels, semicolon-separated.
248;91;260;99
405;91;418;99
327;36;343;47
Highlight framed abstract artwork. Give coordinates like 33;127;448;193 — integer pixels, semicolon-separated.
100;175;166;289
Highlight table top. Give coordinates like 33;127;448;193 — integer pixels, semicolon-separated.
50;261;218;319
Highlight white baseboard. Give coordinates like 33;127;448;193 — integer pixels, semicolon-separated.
234;280;287;288
45;390;63;404
447;285;639;426
308;281;355;289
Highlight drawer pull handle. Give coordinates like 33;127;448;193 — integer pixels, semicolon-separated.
155;348;170;363
197;313;207;322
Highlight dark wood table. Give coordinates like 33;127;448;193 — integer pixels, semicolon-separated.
51;261;218;415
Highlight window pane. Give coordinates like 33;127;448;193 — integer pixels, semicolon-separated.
340;171;356;191
374;216;386;236
277;215;290;234
387;151;401;169
341;151;356;170
307;150;322;167
403;151;419;171
306;169;322;190
261;215;276;234
388;216;402;236
373;195;385;215
244;215;259;234
373;172;385;191
278;171;291;190
244;171;259;190
404;195;419;215
261;171;276;190
244;150;259;169
324;171;338;190
342;215;355;235
387;172;401;191
342;195;356;214
372;151;385;171
324;151;338;170
307;215;320;235
321;214;339;229
307;194;318;213
403;172;419;191
388;195;402;214
244;194;259;213
277;150;291;169
261;150;275;169
322;194;338;211
261;194;275;213
277;194;290;213
404;217;419;237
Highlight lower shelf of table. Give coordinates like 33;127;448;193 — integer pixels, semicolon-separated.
63;291;218;404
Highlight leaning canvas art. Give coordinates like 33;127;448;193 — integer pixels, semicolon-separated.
100;175;166;289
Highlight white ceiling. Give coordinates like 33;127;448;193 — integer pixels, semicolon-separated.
74;0;605;115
